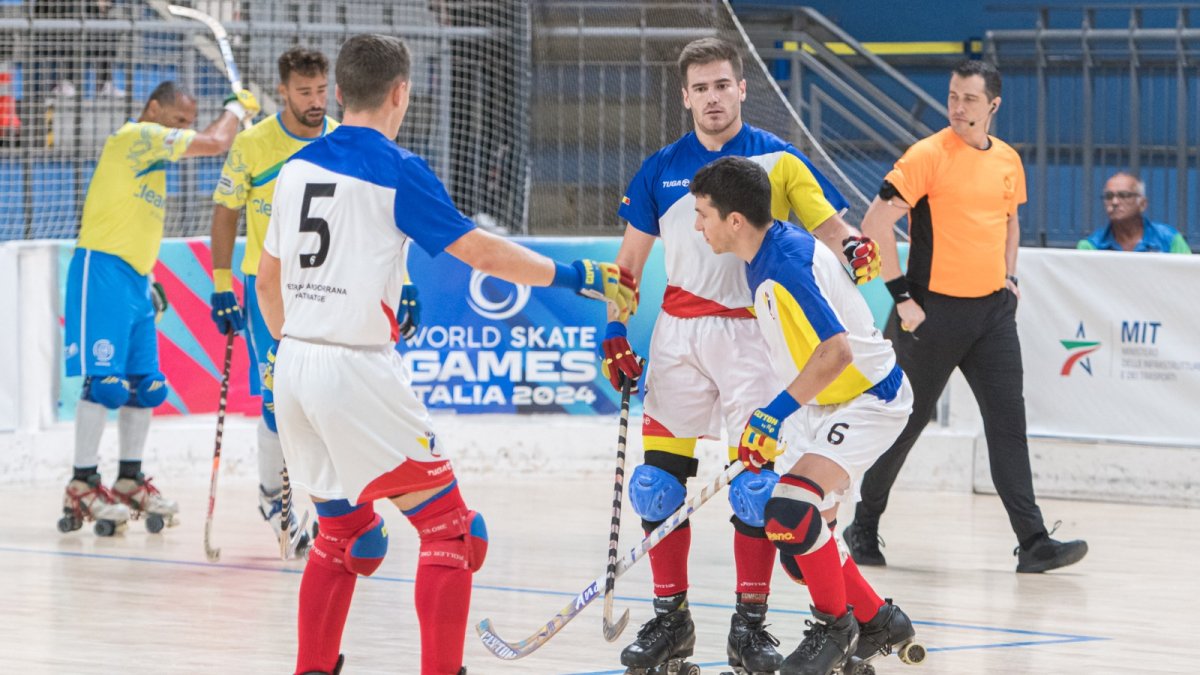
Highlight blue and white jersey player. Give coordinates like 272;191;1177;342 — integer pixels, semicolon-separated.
254;34;638;675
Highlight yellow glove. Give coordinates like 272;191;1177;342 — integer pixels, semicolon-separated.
573;259;638;323
223;89;261;121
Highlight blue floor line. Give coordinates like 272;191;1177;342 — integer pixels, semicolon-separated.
0;543;1110;673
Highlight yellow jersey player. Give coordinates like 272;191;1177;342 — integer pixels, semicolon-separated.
692;156;922;675
208;47;338;557
61;81;259;536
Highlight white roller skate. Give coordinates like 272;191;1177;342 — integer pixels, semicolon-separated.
59;475;130;536
259;485;311;559
111;473;179;533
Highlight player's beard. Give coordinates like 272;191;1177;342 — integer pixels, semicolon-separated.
695;106;738;138
290;101;327;128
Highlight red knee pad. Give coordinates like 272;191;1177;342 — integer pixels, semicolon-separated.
311;514;389;577
415;508;489;571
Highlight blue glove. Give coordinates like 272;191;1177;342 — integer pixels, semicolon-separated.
738;391;801;473
261;341;278;433
397;283;420;341
210;269;245;334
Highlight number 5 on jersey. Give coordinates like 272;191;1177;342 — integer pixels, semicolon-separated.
300;183;336;268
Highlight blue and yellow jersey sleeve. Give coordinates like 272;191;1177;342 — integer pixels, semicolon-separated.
618;154;662;236
213;114;339;276
750;222;896;405
767;148;843;232
77;121;197;275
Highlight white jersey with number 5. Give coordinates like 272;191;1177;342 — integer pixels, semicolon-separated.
263;125;476;347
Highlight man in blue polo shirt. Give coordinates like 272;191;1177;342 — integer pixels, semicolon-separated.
1078;172;1191;253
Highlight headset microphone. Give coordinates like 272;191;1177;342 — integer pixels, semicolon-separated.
968;104;997;128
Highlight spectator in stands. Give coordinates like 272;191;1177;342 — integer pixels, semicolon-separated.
1077;172;1191;253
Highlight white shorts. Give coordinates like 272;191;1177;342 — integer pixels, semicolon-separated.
776;375;914;511
643;314;779;448
274;338;453;503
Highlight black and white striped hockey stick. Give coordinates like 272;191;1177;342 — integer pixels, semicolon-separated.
601;373;634;642
204;331;235;562
476;461;744;659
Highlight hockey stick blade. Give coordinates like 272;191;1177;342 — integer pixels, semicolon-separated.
601;369;635;642
476;461;744;659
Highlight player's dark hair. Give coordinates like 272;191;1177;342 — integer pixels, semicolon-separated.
146;81;192;107
278;46;329;84
335;34;411;111
952;59;1002;100
678;37;743;84
690;156;772;229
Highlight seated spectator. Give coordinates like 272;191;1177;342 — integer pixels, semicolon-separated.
1078;172;1191;253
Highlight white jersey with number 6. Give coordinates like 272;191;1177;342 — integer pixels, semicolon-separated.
263;125;476;347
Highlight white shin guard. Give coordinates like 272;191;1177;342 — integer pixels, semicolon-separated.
257;418;285;493
118;406;152;462
73;399;108;469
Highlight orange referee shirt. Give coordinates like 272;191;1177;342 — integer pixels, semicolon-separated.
886;127;1026;298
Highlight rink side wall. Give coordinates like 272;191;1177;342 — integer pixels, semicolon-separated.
1;239;1197;507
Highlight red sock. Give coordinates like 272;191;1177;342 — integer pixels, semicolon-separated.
295;501;376;674
792;536;847;618
407;485;474;675
842;556;884;623
733;530;775;596
647;523;691;596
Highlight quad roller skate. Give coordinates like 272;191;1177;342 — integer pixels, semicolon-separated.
59;474;130;536
854;599;925;667
259;484;312;559
621;593;701;675
299;654;343;675
780;607;860;675
722;602;783;674
111;472;178;533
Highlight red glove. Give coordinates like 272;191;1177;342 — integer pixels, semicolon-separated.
842;235;881;285
600;322;643;392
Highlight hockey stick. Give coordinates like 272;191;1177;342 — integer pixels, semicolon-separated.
477;461;745;660
166;4;254;130
278;466;311;559
204;331;235;562
600;372;634;642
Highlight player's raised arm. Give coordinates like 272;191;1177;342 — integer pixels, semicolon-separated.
444;228;638;322
184;90;261;157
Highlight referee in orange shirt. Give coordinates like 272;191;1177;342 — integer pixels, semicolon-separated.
844;60;1087;573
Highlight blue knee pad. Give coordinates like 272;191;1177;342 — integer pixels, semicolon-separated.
629;464;686;522
345;514;389;576
729;469;779;528
764;490;831;557
83;375;130;409
127;373;169;408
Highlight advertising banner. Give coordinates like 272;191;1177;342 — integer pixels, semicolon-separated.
1018;249;1200;445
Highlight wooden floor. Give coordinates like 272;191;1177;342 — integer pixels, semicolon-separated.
2;473;1196;674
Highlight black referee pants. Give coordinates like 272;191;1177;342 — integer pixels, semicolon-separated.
853;287;1048;546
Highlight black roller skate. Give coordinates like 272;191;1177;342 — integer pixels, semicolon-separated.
722;602;783;674
780;607;859;675
59;473;130;536
299;653;343;675
855;599;925;666
621;593;700;675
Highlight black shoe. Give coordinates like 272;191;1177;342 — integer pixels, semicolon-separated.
299;653;343;675
727;601;783;673
1015;530;1088;573
780;607;859;675
855;599;916;661
620;593;696;669
844;521;886;567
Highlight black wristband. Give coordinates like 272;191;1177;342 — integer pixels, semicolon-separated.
885;277;912;304
1006;274;1019;287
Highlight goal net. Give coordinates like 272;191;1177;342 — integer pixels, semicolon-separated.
0;0;530;239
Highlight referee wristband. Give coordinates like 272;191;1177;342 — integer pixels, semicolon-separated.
885;276;912;304
1006;274;1019;287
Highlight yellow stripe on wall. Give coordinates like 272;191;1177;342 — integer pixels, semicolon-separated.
780;40;982;56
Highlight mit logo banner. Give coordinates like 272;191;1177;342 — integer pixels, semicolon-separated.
1017;248;1200;445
